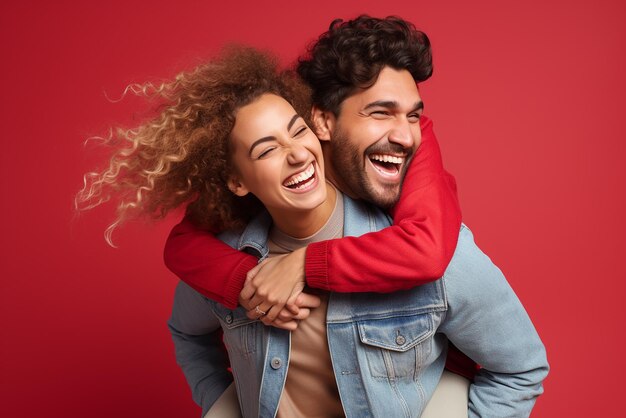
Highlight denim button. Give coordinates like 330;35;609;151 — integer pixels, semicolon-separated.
271;357;282;369
395;334;406;345
225;313;233;324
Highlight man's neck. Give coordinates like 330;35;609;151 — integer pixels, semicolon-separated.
322;149;359;200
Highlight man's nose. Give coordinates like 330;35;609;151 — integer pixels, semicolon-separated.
286;142;309;165
388;119;420;149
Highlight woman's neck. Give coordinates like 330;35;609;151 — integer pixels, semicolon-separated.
268;182;337;239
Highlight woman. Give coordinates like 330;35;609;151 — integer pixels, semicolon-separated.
76;47;547;417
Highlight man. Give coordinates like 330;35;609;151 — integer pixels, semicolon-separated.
167;16;548;417
165;16;462;332
165;11;474;389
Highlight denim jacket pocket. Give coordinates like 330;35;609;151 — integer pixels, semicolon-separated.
211;303;259;356
358;313;435;379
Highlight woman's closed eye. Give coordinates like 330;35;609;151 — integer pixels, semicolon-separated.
256;146;277;159
253;124;309;159
292;126;308;137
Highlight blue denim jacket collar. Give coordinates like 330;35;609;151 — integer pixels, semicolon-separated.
218;195;393;259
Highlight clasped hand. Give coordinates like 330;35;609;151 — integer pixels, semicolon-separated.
238;247;320;330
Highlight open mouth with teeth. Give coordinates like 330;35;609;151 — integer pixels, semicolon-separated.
368;154;405;176
283;163;317;191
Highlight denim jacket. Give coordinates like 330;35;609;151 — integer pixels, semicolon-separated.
168;196;548;418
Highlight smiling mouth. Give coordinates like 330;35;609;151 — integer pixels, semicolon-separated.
368;154;405;176
283;163;316;189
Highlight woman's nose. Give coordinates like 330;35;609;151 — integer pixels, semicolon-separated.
286;142;309;165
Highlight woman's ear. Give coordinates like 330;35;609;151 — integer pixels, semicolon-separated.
311;106;336;142
227;176;249;197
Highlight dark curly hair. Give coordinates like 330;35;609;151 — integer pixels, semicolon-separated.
76;45;312;244
297;15;432;115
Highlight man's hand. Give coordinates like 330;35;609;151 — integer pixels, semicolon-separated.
249;293;321;330
239;247;307;322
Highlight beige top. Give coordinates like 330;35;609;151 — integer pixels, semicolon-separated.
270;187;345;418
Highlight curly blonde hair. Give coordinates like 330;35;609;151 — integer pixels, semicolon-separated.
76;45;312;245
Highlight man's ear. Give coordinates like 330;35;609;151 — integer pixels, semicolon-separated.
311;106;336;142
227;176;249;197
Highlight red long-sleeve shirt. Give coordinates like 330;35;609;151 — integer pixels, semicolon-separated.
163;115;477;379
164;115;461;306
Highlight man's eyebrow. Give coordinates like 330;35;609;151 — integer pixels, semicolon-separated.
364;100;424;112
249;136;275;157
364;100;398;110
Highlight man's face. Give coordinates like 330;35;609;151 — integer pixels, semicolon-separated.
325;66;423;209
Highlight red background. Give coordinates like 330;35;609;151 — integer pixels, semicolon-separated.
1;1;625;417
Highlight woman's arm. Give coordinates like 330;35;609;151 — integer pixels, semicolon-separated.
439;225;549;417
164;116;461;308
168;281;234;416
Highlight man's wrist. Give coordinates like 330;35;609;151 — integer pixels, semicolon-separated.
304;241;329;290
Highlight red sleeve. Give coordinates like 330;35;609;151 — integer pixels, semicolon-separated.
304;115;462;292
164;116;461;304
163;217;257;309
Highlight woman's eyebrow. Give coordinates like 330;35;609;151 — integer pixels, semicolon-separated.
249;136;275;157
287;114;300;131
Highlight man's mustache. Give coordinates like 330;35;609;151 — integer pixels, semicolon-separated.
365;142;413;157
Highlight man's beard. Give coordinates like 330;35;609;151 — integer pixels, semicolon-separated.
330;128;413;210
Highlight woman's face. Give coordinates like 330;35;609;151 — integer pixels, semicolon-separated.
228;94;327;216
